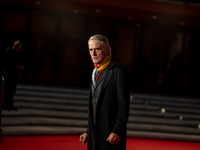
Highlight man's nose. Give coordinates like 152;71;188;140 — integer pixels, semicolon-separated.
91;50;96;55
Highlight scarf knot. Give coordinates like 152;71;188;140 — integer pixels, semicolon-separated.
92;55;110;86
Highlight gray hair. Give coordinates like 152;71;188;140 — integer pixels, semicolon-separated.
88;34;112;56
13;40;22;46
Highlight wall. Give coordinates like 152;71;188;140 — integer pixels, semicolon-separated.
1;3;200;96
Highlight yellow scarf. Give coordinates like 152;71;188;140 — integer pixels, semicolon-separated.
96;54;111;71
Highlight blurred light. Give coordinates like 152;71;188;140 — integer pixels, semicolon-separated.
161;108;166;113
130;95;133;100
152;15;158;20
127;16;133;20
135;23;141;27
95;9;101;13
179;116;184;120
180;22;185;26
73;10;79;13
36;1;41;5
198;124;200;129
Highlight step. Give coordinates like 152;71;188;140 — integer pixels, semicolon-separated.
15;91;88;100
2;126;200;142
14;102;88;112
127;123;200;135
127;130;200;142
2;126;86;136
16;84;89;95
2;84;200;142
134;94;200;104
2;117;88;127
2;108;88;120
130;110;200;121
128;116;199;127
14;96;88;105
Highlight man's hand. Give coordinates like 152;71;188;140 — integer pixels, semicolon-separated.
80;133;88;145
106;133;121;144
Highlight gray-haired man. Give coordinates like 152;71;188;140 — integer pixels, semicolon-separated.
80;34;130;150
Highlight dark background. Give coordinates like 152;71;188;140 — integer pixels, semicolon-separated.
1;0;200;97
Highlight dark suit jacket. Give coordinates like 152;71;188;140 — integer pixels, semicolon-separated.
86;60;130;150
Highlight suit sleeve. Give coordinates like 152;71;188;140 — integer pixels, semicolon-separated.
111;67;130;137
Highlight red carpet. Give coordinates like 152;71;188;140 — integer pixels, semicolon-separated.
1;135;200;150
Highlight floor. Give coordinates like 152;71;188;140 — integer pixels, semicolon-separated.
1;135;200;150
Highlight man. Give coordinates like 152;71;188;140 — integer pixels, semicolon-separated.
80;34;130;150
3;40;23;110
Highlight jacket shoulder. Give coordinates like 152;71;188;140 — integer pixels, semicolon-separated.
110;60;129;72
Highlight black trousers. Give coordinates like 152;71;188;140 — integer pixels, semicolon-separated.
3;73;18;108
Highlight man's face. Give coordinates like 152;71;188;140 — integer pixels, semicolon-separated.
88;40;109;64
14;44;22;52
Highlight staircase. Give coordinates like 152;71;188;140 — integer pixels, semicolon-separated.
1;84;200;142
